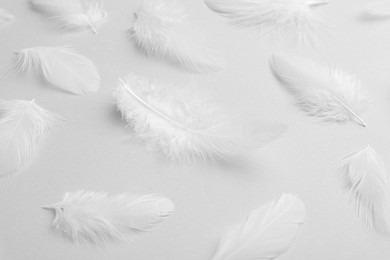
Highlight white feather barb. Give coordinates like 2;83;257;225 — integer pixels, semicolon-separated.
269;52;370;127
204;0;328;44
29;0;107;34
336;146;390;234
3;46;101;95
0;99;61;177
130;0;225;73
364;1;390;18
212;194;305;260
43;191;175;245
113;74;286;162
0;8;15;27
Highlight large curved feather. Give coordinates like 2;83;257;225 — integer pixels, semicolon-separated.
336;146;390;234
0;99;61;177
7;46;100;95
269;52;370;127
204;0;328;44
130;0;225;73
0;8;14;28
113;74;286;162
43;191;174;245
29;0;107;34
212;194;305;260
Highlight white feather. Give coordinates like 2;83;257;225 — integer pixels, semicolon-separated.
364;1;390;18
6;46;101;95
212;194;305;260
0;99;61;177
130;0;225;73
43;191;175;245
336;146;390;234
0;8;14;27
269;52;370;127
29;0;107;34
113;74;286;162
204;0;328;44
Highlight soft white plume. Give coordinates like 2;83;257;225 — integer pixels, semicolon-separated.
114;74;286;162
43;191;175;245
130;0;225;73
364;1;390;18
29;0;107;34
336;146;390;235
6;46;100;95
212;194;305;260
269;52;370;127
204;0;328;44
0;8;14;27
0;99;61;177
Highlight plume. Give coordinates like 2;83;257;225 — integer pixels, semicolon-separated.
212;194;305;260
29;0;107;34
129;0;225;73
5;46;100;95
43;191;175;245
113;74;286;162
0;99;61;177
204;0;328;44
364;1;390;18
336;146;390;234
0;8;14;27
269;52;370;127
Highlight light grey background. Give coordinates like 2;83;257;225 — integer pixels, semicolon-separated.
1;0;390;259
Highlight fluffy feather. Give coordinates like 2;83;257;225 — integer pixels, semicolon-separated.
113;74;286;162
0;99;61;177
269;52;370;127
0;8;14;27
130;0;225;73
336;146;390;234
43;191;175;245
204;0;328;44
6;46;100;95
29;0;107;34
212;194;305;260
364;1;390;18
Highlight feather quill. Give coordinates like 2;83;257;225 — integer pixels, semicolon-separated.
212;194;305;260
204;0;328;44
29;0;107;34
43;191;175;245
114;74;286;162
336;146;390;234
130;0;225;73
5;46;100;95
364;1;390;18
0;8;14;27
0;99;61;177
269;52;370;127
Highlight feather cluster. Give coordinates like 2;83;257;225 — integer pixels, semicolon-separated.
270;52;370;127
6;46;100;95
212;194;305;260
0;8;14;27
114;74;286;162
130;0;225;73
204;0;328;44
336;146;390;235
364;1;390;18
0;99;61;177
43;191;175;245
29;0;107;34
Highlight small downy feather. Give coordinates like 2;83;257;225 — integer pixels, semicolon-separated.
113;74;286;162
130;0;225;73
43;191;175;245
364;1;390;18
29;0;107;34
212;194;305;260
5;46;100;95
0;8;14;27
269;52;370;127
204;0;328;44
336;146;390;234
0;99;61;177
